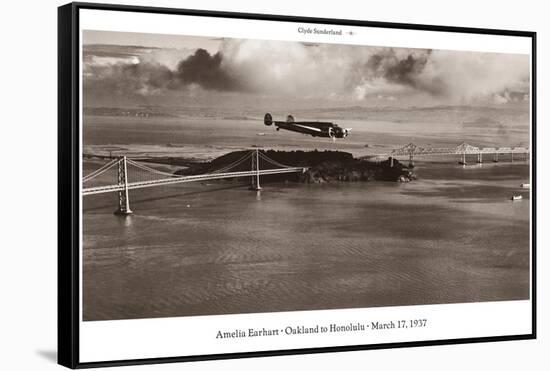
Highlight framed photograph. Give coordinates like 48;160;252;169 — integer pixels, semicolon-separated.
58;2;536;368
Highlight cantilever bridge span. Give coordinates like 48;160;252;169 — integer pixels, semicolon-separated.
370;142;530;167
82;149;307;215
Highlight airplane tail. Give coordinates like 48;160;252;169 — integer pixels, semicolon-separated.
264;113;273;126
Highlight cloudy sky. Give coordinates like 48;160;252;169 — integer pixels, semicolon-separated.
83;30;530;109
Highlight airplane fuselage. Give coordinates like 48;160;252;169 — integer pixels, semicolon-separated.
264;113;349;139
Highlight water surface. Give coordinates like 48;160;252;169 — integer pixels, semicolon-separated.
83;160;530;321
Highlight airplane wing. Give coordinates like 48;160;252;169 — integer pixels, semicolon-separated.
297;121;335;129
291;123;323;133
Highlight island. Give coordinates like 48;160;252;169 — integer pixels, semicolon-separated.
170;150;416;183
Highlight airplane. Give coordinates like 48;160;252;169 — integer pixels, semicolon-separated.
263;113;351;141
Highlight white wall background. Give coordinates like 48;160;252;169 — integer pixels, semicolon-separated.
0;0;546;370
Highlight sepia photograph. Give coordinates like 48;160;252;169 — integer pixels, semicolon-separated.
81;29;531;322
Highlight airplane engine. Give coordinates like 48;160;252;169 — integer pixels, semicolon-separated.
264;113;273;126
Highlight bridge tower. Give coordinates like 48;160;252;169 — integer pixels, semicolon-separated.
408;154;414;168
115;156;133;215
250;149;262;191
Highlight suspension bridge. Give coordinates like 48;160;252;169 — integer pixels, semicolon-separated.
82;149;308;215
370;142;530;167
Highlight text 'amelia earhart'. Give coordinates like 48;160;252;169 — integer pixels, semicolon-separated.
216;322;367;339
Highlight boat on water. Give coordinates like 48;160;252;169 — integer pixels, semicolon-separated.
521;183;530;189
511;195;523;201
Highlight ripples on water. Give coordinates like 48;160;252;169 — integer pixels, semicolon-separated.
83;161;530;321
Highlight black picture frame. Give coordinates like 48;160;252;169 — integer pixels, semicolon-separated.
58;2;537;368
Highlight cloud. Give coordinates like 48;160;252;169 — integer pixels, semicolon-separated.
492;89;530;105
173;48;244;91
414;51;530;101
83;39;530;106
365;49;431;88
218;39;354;96
83;48;244;99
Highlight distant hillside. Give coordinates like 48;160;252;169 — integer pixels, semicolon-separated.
83;107;176;118
292;104;530;127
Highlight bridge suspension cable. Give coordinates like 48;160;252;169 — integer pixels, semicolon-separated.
82;158;119;183
125;158;184;178
207;151;253;174
257;151;293;169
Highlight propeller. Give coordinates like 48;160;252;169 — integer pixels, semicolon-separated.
264;113;273;126
327;127;337;142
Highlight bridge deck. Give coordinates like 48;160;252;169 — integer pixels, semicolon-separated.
83;167;307;195
369;148;529;158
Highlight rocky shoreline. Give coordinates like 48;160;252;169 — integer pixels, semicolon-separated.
299;157;416;183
